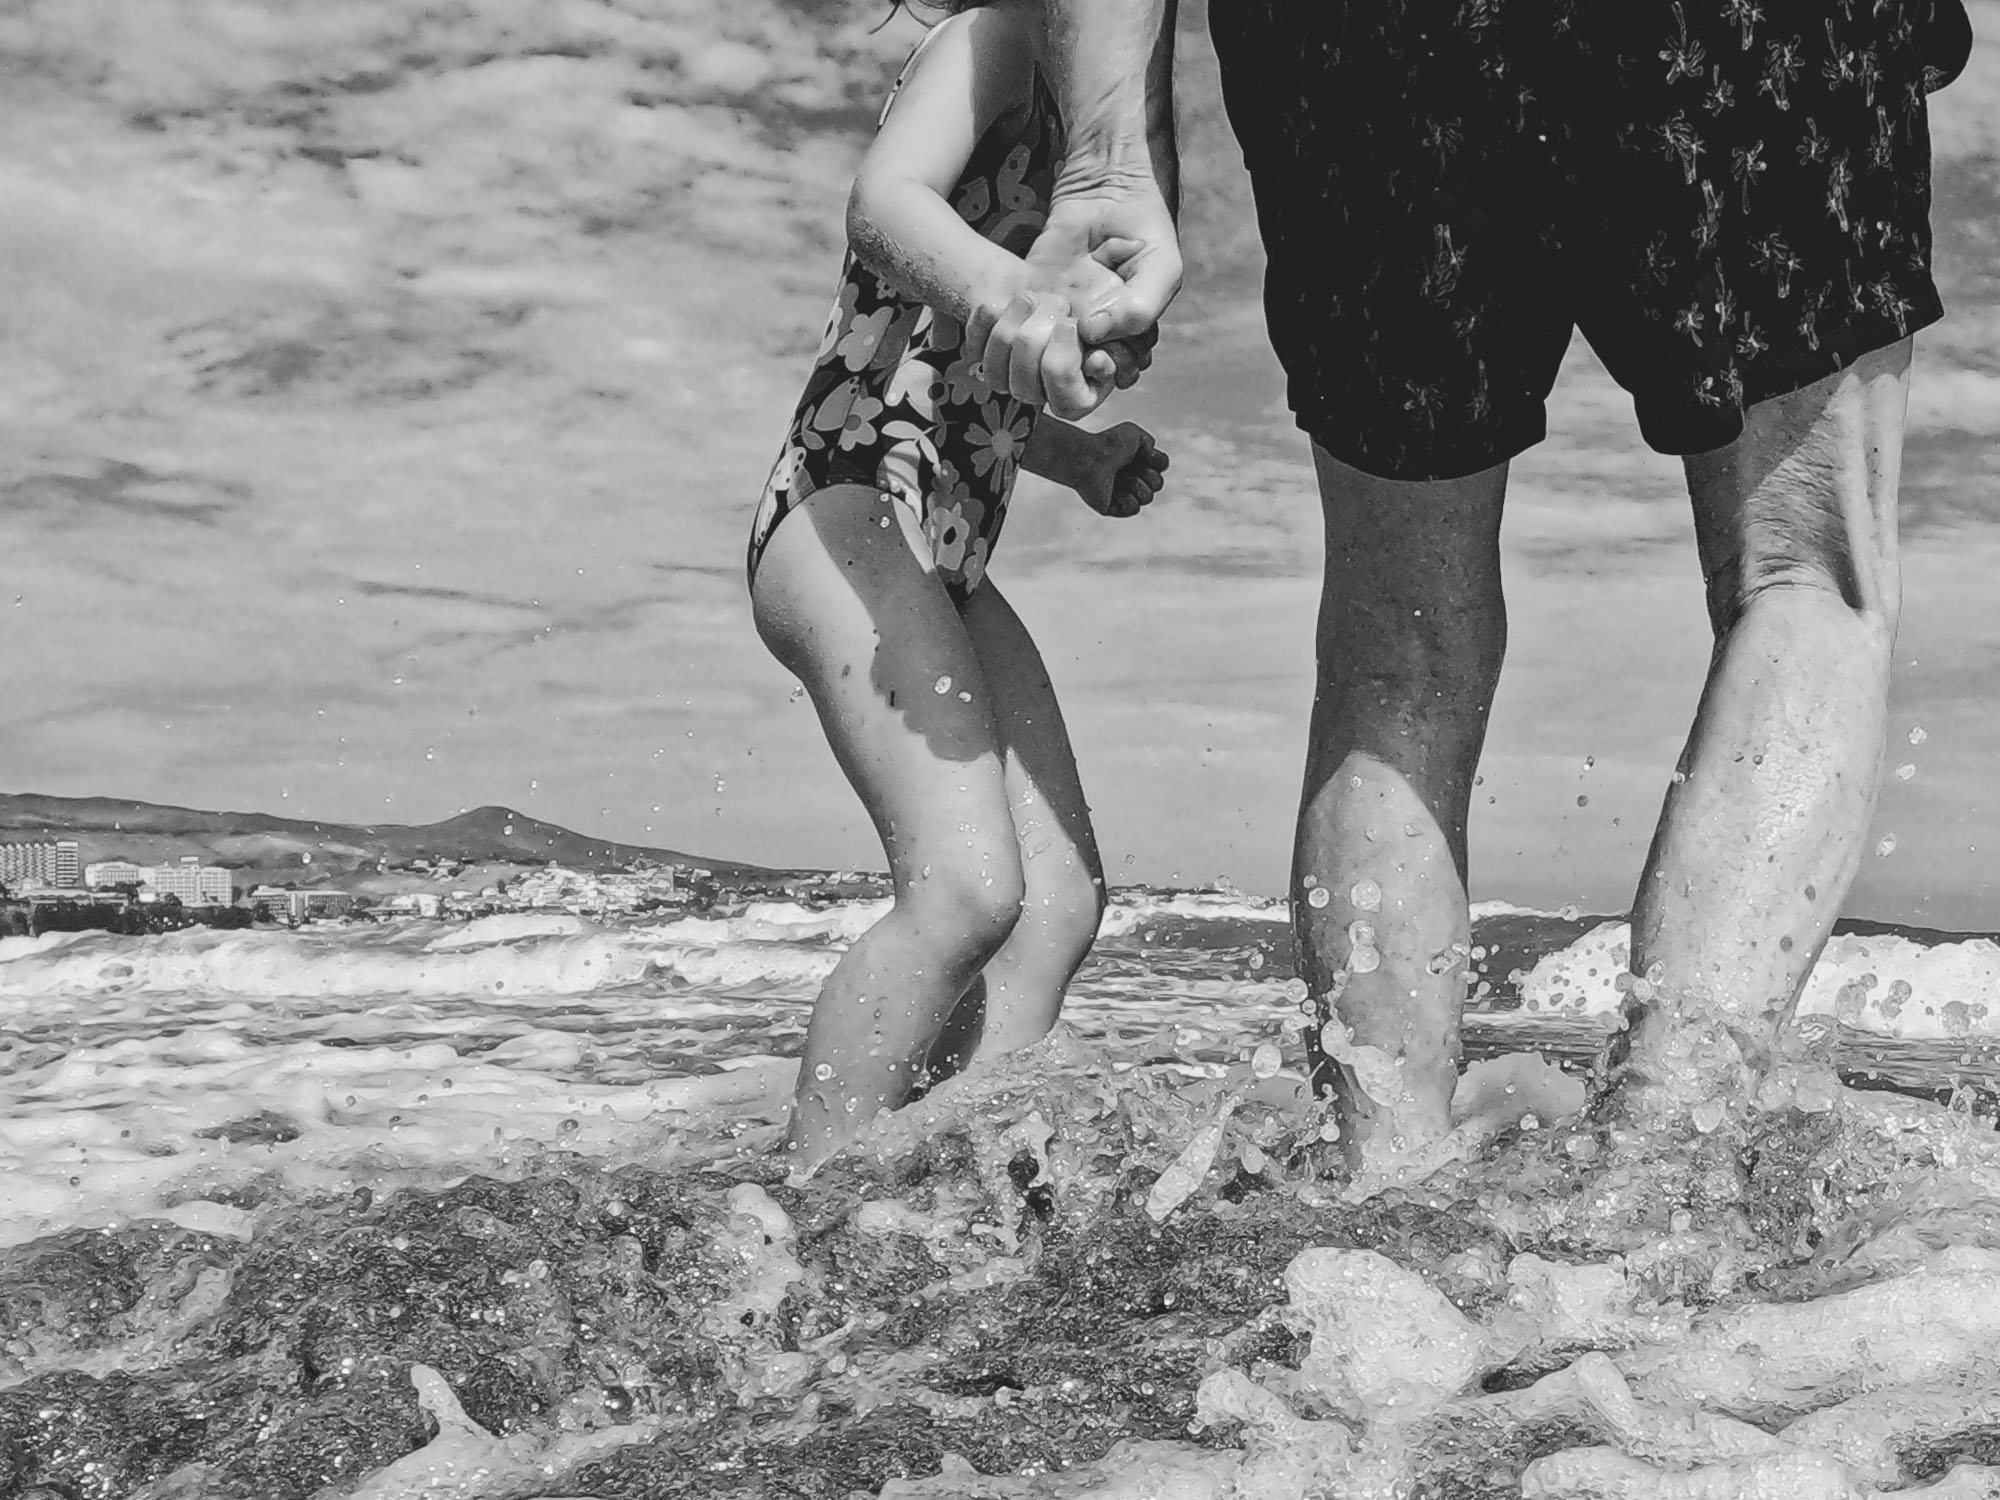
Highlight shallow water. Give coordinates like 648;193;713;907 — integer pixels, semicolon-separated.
6;894;2000;1498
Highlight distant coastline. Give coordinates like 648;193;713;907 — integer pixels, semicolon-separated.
0;792;888;934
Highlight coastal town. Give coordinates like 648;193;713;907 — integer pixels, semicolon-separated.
0;833;740;933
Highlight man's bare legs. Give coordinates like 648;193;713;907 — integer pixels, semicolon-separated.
1299;344;1909;1166
1614;341;1912;1122
1295;447;1510;1166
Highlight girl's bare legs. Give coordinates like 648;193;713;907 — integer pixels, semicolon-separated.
925;580;1108;1077
752;484;1026;1169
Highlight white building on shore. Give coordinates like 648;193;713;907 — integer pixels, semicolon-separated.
85;860;153;890
250;887;355;922
1;839;80;889
149;856;233;906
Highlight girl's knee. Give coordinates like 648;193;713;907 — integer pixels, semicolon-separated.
1045;867;1109;958
906;853;1027;963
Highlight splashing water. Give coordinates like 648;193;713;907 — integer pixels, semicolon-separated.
4;892;2000;1498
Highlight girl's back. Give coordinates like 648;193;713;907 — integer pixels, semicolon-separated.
749;9;1064;598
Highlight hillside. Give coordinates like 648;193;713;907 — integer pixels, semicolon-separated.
0;793;770;884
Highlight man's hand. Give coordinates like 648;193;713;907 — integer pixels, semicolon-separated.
965;171;1183;420
1070;422;1169;518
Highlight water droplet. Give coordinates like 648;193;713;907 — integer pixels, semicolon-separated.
1876;834;1897;858
558;1117;581;1138
1251;1042;1283;1078
1349;946;1380;973
1909;725;1928;745
1576;794;1589;808
813;1063;834;1082
1894;763;1916;780
934;675;953;695
1349;879;1381;911
1306;885;1331;909
424;747;435;761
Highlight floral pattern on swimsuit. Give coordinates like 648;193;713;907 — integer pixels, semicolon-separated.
747;47;1062;601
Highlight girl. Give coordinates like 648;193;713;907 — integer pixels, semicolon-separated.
749;0;1169;1168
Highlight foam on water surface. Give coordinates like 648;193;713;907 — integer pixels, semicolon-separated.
5;892;2000;1499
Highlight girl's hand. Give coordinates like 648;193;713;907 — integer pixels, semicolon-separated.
1072;423;1168;518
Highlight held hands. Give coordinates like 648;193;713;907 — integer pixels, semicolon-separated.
966;169;1184;420
1071;422;1168;519
967;270;1157;416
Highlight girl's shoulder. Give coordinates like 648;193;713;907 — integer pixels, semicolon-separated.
888;3;1043;109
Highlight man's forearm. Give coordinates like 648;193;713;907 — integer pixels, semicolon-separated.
1047;0;1179;204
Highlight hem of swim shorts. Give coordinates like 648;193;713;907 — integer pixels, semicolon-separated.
1635;295;1946;458
1295;410;1550;484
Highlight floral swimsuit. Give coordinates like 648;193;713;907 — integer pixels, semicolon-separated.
748;38;1062;600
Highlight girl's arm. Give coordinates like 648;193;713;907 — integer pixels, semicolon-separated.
1020;415;1088;489
1024;417;1168;518
847;9;1041;330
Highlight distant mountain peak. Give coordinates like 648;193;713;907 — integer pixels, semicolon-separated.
0;791;766;878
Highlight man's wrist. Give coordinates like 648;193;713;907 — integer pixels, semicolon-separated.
1048;0;1178;205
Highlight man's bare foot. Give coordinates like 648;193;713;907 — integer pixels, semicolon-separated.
1595;978;1763;1139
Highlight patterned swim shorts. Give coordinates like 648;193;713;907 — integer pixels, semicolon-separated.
1212;0;1974;480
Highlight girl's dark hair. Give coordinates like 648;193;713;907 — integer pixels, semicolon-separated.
875;0;992;29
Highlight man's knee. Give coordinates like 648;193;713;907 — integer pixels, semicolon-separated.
1716;453;1901;637
1317;614;1507;724
1699;345;1910;633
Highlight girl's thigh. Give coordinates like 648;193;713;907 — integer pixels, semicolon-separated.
751;484;1022;891
956;581;1104;891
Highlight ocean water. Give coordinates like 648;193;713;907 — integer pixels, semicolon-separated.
6;894;2000;1498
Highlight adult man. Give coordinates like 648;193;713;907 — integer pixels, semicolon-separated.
971;0;1972;1166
